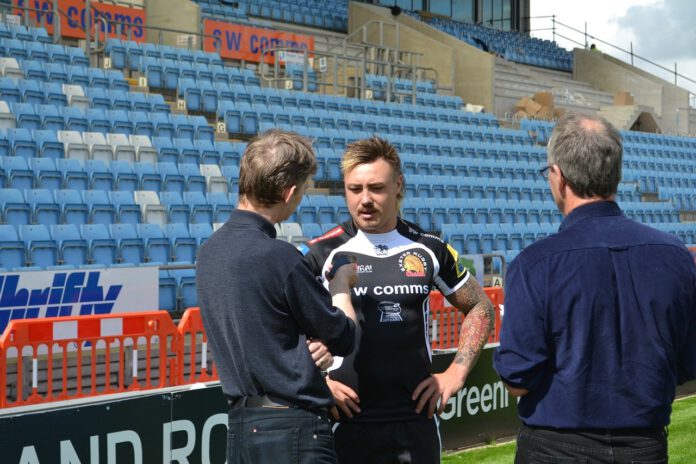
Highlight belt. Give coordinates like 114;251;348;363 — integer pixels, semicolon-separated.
228;394;291;409
525;424;666;437
227;394;329;415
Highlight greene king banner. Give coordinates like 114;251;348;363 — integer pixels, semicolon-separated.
13;0;146;42
0;266;159;335
203;19;313;63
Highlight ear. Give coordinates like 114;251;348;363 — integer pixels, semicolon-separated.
282;185;298;204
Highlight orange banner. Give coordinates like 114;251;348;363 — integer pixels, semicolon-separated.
203;19;314;63
13;0;146;42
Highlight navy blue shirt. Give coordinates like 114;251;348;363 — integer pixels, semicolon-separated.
494;201;696;429
196;210;355;410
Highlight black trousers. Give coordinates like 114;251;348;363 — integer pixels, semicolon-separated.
333;419;440;464
515;423;668;464
227;406;337;464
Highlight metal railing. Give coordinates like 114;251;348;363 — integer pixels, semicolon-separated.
527;15;696;103
260;44;439;103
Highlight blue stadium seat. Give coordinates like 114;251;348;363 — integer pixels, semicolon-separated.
137;223;171;264
61;106;89;132
29;157;62;190
184;191;212;224
178;163;206;193
0;187;31;225
81;223;118;265
170;268;197;309
0;224;26;268
3;156;34;189
12;103;41;130
56;158;89;190
165;223;197;263
188;222;213;246
84;159;114;191
109;223;145;265
206;191;233;223
158;269;178;312
19;224;58;267
159;191;189;223
158;162;186;193
25;188;60;225
51;224;88;266
54;188;88;225
108;190;141;224
82;189;116;224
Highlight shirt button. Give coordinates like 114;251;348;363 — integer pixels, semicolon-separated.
313;434;318;439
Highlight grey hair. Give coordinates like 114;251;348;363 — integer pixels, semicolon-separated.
547;113;623;198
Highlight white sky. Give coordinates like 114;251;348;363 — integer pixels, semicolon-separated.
529;0;696;97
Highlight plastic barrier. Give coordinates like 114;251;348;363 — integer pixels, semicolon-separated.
176;307;218;384
430;287;503;350
0;288;502;408
0;311;178;408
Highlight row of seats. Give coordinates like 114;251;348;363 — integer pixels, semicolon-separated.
622;131;696;148
105;38;224;70
0;222;216;268
243;0;347;31
0;160;228;197
0;58;128;90
138;56;259;90
0;38;89;66
0;22;52;43
0;78;167;114
0;188;241;226
177;77;496;125
0;110;214;142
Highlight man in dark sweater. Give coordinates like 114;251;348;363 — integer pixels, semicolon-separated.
494;113;696;463
196;130;357;464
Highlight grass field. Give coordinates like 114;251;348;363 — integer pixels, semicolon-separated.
442;395;696;463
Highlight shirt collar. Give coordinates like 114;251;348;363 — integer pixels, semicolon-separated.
559;200;623;231
229;209;277;238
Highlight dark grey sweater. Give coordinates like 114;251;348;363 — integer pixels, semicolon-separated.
196;209;355;409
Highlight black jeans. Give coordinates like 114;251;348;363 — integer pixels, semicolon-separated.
515;424;668;464
333;419;440;464
227;406;337;464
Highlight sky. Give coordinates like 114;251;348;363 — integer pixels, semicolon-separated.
529;0;696;98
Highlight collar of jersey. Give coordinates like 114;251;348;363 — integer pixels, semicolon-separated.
356;228;401;246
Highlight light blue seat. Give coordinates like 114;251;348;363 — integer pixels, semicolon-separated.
170;268;197;309
29;157;62;190
25;188;60;225
0;187;31;225
206;191;233;223
19;224;58;267
3;156;34;190
188;222;213;246
109;223;145;265
108;190;141;224
51;224;87;266
159;191;189;223
54;188;89;225
184;191;212;224
0;224;26;268
81;223;118;265
83;189;116;224
137;223;171;264
159;270;178;312
165;222;197;263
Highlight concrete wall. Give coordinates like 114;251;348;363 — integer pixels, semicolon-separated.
574;49;690;133
144;0;201;46
348;2;495;111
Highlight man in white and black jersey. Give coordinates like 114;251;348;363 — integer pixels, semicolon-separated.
301;137;495;464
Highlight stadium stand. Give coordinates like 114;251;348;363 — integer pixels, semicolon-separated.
0;4;692;319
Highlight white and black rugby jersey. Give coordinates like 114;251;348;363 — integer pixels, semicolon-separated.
301;218;470;422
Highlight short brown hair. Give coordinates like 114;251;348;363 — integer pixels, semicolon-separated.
238;129;317;206
341;136;404;202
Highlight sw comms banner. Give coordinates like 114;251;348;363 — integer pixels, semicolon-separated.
203;19;313;63
13;0;146;42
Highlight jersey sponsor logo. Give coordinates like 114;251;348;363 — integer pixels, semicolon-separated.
377;301;403;322
307;226;344;245
353;284;430;296
447;244;467;278
374;244;389;255
398;251;427;277
357;264;372;274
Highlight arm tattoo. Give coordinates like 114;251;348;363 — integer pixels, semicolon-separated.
445;278;495;370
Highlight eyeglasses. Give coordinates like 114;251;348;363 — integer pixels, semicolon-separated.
538;165;552;179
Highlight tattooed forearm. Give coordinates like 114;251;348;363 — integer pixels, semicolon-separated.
445;278;495;370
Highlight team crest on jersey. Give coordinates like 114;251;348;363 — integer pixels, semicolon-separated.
398;251;427;277
377;301;403;322
374;244;389;255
